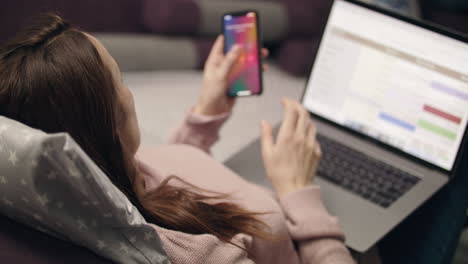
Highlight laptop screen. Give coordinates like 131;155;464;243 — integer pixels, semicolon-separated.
303;0;468;171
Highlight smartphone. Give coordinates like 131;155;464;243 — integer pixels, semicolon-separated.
222;11;263;97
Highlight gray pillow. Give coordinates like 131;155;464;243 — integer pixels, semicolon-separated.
142;0;288;43
0;116;169;264
95;34;198;72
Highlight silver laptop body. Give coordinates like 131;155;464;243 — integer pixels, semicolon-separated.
225;0;468;252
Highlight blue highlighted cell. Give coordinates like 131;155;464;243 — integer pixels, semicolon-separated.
379;112;416;131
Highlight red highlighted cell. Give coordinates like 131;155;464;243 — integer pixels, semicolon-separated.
423;105;462;124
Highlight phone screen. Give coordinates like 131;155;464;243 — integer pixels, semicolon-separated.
223;11;262;96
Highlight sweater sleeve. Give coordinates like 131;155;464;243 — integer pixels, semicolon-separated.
168;108;231;153
280;186;356;264
153;225;255;264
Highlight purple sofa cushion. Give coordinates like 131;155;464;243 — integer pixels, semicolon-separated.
277;38;320;76
0;0;144;44
284;0;332;37
0;215;112;264
142;0;329;39
143;0;200;34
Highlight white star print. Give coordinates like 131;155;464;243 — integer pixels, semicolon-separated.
42;147;51;157
70;151;79;160
47;171;57;180
97;240;106;250
129;236;137;243
36;194;49;207
0;124;10;135
20;178;27;185
33;214;43;221
21;197;29;204
144;231;154;241
36;225;47;233
0;176;7;184
2;197;13;206
77;219;87;230
68;167;80;177
119;243;130;255
8;150;18;166
23;133;33;143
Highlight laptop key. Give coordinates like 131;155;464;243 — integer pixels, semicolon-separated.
317;134;421;208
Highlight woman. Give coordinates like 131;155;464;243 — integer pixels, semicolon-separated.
0;15;355;263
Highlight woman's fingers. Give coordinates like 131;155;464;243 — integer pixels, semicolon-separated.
277;98;299;142
314;142;322;157
296;103;310;138
307;121;318;150
205;35;225;67
260;120;274;158
219;45;241;78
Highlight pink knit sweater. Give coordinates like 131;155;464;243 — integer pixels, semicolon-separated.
136;110;355;264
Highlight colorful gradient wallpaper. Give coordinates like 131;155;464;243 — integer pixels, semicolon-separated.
224;12;261;96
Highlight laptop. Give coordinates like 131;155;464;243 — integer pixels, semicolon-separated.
225;0;468;252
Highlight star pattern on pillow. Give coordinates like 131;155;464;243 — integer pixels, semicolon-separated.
0;124;11;135
21;196;29;204
8;150;18;166
0;176;7;184
36;193;50;207
2;197;13;207
77;218;88;230
119;242;131;255
97;240;107;250
0;117;169;263
21;129;34;144
31;159;38;168
144;230;155;241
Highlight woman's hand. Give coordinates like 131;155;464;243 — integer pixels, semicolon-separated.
194;35;269;116
260;98;322;199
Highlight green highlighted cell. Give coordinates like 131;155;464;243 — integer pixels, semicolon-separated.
417;120;456;140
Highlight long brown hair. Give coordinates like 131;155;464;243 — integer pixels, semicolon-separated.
0;14;272;250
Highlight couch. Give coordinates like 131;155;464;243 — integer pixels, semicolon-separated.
1;0;467;76
1;1;467;263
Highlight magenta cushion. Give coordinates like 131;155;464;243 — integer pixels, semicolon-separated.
277;38;321;76
142;0;200;34
0;0;144;44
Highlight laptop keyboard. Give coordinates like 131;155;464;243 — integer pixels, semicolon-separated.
317;134;420;208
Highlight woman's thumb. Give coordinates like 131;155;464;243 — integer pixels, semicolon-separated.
220;45;241;77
